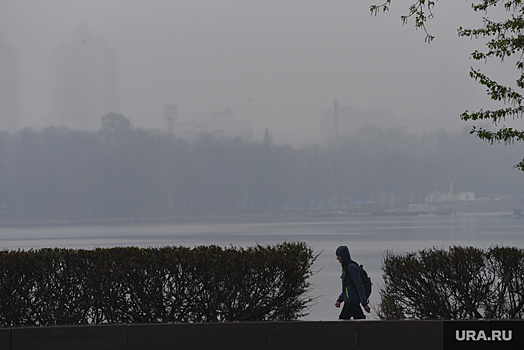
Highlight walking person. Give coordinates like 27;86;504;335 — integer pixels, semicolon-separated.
335;245;371;319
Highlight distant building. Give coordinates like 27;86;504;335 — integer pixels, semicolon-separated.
409;203;430;213
50;24;119;130
319;105;397;145
426;191;475;203
0;40;19;131
426;183;475;203
175;108;254;142
163;103;178;136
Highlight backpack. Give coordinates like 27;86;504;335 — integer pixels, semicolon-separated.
347;261;372;301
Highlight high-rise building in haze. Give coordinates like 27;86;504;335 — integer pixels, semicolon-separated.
175;108;254;142
319;105;397;145
50;24;119;130
0;39;20;131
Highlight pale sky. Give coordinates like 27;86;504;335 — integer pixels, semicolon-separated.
0;0;516;144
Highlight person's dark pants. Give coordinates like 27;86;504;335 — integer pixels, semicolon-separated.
339;302;365;320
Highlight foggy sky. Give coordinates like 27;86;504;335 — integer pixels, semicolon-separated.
0;0;516;144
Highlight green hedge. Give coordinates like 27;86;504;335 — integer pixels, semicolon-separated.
378;245;524;320
0;242;317;326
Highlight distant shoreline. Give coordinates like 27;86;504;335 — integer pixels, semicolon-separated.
0;208;520;230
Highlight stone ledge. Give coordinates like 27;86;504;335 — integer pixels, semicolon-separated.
6;320;517;350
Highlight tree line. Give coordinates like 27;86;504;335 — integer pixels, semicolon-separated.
0;113;523;222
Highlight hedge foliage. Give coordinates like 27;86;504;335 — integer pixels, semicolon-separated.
378;246;524;320
0;242;317;326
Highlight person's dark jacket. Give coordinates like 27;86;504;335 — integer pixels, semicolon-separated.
336;246;368;307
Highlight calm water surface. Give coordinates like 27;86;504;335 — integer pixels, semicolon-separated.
1;213;523;321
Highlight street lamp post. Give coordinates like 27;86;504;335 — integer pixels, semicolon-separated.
333;98;339;143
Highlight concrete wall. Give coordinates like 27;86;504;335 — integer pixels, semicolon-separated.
0;321;446;350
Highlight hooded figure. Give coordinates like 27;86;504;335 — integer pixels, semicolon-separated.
335;246;369;319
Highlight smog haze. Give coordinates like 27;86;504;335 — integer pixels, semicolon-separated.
0;0;510;144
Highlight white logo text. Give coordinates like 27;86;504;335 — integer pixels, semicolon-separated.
455;330;512;342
